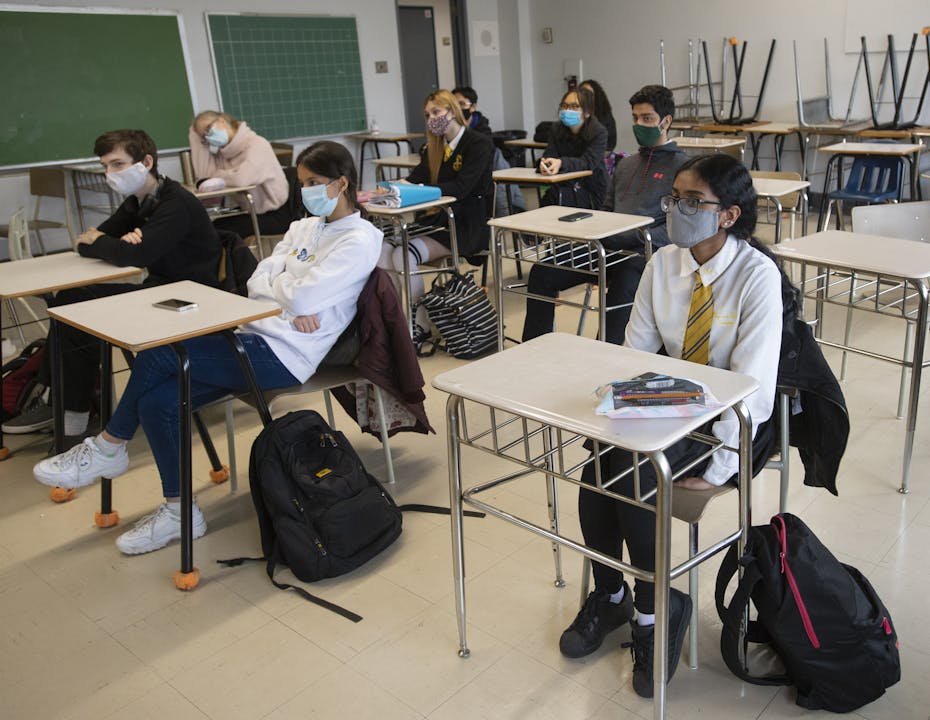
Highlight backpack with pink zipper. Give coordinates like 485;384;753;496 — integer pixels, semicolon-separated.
715;513;900;712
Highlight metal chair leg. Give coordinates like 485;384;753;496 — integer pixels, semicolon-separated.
371;384;396;485
688;522;699;670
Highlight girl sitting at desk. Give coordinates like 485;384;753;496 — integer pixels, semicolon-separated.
189;110;293;238
538;86;608;208
378;89;494;343
558;154;782;698
34;141;382;556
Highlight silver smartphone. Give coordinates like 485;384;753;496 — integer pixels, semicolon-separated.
152;298;198;312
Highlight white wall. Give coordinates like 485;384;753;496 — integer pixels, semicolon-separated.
0;1;407;246
521;0;930;159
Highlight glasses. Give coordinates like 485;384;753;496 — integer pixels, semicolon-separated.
559;103;582;111
660;194;723;216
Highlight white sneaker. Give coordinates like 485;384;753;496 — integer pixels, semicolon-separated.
115;501;207;555
33;437;129;489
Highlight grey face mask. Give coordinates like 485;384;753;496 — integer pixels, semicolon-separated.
667;206;720;249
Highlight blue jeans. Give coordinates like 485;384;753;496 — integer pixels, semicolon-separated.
106;333;298;497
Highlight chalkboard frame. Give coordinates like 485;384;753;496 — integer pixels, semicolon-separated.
205;13;368;142
0;6;198;170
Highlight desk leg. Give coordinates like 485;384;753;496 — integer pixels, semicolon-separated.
446;395;470;658
734;400;753;670
817;155;839;231
596;243;607;342
243;191;264;260
397;218;413;336
493;228;506;351
0;308;7;460
900;280;928;494
94;343;118;527
542;426;565;587
47;319;77;502
772;198;784;244
222;331;272;427
650;449;674;720
748;134;762;170
504;183;523;280
171;342;200;590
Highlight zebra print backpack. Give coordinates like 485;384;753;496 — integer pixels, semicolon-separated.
416;271;498;359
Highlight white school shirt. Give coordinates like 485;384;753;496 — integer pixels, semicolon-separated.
624;236;783;485
243;212;382;383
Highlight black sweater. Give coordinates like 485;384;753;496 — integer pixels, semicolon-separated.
79;177;222;287
540;117;608;208
408;128;494;258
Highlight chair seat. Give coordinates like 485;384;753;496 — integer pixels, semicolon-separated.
0;219;65;237
671;483;734;524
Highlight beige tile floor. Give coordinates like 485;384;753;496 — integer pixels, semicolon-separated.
3;225;930;720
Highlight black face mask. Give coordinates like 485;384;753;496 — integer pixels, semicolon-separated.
461;108;472;121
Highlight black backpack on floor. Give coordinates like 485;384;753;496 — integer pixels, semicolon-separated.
240;410;403;621
715;513;900;713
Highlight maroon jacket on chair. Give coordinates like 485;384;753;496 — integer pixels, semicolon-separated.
331;268;434;436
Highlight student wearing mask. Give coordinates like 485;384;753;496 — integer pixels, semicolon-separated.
537;86;608;209
558;153;782;699
379;89;494;341
34;141;382;556
523;85;687;344
452;86;492;137
3;130;221;442
189;110;292;237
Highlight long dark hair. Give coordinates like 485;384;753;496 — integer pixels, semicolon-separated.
296;140;361;211
674;154;757;239
580;79;612;125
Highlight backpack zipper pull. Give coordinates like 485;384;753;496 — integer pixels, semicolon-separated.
779;551;786;574
882;617;892;635
292;497;304;513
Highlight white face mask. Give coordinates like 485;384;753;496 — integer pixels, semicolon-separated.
105;162;149;195
667;205;721;249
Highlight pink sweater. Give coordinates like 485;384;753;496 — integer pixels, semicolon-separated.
188;122;289;214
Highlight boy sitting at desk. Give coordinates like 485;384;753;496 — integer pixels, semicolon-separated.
522;84;688;345
3;129;221;444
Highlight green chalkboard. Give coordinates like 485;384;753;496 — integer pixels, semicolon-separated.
0;10;194;169
208;15;367;140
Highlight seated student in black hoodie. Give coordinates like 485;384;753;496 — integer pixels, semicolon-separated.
452;86;493;137
378;89;493;341
579;79;617;152
2;129;221;443
522;85;687;345
538;86;608;209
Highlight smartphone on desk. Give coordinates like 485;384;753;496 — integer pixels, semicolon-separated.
558;211;593;222
153;298;198;312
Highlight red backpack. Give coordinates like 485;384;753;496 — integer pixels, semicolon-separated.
2;339;45;420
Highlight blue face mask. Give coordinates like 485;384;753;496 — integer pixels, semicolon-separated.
205;127;228;150
559;109;582;128
301;181;339;217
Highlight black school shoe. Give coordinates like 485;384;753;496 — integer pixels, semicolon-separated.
559;584;634;658
627;587;692;698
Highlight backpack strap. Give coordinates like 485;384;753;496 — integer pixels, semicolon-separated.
398;503;485;518
716;545;791;686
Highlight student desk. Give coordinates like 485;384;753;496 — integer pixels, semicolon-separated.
188;184;264;259
371;153;421;182
694;122;804;171
433;332;757;720
47;280;279;588
363;196;459;334
354;131;425;187
673;135;746;160
772;230;930;494
63;163;120;233
490;166;593;216
752;176;811;242
486;205;652;347
815;142;924;230
0;252;143;462
502;137;548;166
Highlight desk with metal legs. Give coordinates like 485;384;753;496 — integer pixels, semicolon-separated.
772;231;930;493
486;205;652;347
364;196;460;335
433;333;757;720
47;281;279;589
752;177;811;242
189;184;264;259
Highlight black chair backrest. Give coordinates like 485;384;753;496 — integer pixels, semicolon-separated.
216;229;258;296
283;165;306;224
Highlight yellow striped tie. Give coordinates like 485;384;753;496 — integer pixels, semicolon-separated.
444;144;452;161
682;271;713;365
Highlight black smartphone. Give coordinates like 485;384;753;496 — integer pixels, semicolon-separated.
152;298;198;312
558;211;593;222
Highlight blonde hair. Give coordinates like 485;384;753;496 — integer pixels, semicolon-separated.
423;90;466;184
193;110;241;134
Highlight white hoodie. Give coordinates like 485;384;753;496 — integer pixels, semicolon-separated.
243;212;382;382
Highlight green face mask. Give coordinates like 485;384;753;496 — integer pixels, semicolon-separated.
632;123;663;148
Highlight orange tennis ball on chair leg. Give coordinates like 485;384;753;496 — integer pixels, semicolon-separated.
94;510;119;528
49;486;76;503
173;568;201;590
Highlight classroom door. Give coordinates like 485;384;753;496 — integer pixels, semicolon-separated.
398;6;440;140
